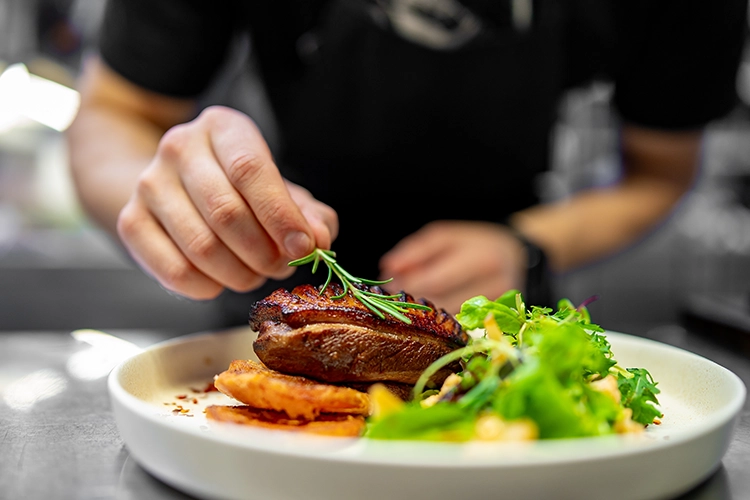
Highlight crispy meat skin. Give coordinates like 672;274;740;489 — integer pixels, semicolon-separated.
249;284;467;347
250;284;467;386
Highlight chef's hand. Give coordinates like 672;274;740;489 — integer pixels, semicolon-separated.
379;221;527;314
117;106;338;300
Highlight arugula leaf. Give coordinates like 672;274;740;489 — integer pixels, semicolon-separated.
495;289;520;309
490;321;619;438
618;368;663;425
532;321;612;381
456;293;524;335
492;360;620;439
586;332;617;378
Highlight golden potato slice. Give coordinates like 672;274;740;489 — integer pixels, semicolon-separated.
213;359;370;420
205;405;366;437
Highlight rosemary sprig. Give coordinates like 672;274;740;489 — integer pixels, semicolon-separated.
288;248;432;324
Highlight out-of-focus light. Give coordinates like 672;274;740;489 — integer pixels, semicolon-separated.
0;62;31;133
66;329;142;380
26;73;81;132
0;62;80;133
1;369;68;411
511;0;533;31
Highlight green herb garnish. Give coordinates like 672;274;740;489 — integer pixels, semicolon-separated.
288;248;432;324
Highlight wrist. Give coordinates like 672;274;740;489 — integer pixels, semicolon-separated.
501;222;554;309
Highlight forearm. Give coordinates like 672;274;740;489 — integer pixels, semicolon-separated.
510;126;702;272
66;57;195;239
68;106;162;236
509;179;686;271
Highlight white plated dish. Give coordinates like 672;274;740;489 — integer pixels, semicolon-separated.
108;326;746;500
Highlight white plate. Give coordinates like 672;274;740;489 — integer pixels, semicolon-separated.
108;327;746;500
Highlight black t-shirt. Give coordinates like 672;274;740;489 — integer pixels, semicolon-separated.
98;0;745;289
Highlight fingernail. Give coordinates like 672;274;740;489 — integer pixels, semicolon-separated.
284;231;312;257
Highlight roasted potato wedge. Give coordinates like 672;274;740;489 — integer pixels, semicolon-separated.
205;405;366;437
213;359;370;420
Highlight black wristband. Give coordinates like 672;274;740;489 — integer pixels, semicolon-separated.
502;224;554;309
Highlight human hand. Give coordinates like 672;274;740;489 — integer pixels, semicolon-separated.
117;106;338;300
378;221;527;314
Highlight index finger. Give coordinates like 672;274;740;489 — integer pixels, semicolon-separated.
203;107;315;259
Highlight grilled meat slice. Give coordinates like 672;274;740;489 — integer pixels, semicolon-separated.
249;284;467;346
250;284;468;386
254;321;461;385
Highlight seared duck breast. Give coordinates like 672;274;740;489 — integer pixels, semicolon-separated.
250;284;468;388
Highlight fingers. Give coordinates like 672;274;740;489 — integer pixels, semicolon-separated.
204;107;320;258
116;106;339;300
386;244;480;299
379;221;454;279
380;221;527;313
138;164;271;292
175;132;294;279
287;181;339;250
117;198;227;300
422;275;512;315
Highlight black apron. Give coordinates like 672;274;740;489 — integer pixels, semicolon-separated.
250;0;562;278
245;0;567;278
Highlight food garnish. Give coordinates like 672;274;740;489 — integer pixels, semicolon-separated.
365;290;663;441
288;248;432;323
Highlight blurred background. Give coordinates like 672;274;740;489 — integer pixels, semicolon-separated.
1;0;749;339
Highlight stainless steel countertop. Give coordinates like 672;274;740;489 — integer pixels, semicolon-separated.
1;325;748;500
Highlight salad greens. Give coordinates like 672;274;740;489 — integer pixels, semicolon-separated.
365;290;662;442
